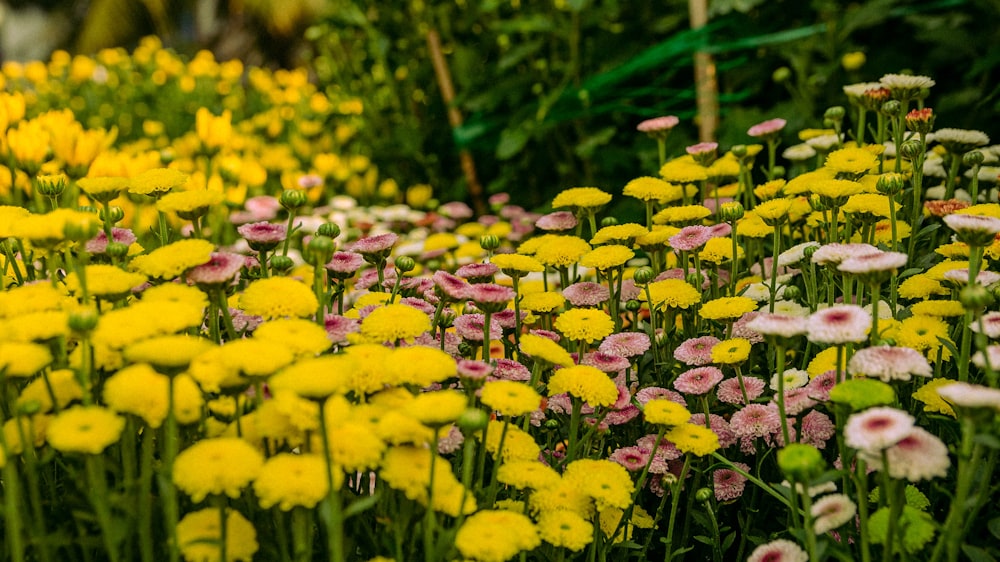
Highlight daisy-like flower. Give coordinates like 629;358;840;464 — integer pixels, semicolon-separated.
360;303;431;343
130;239;214;280
717;376;766;405
599;332;651;358
747;539;808;562
548;365;619;408
623;176;676;202
674;336;720;366
847;345;932;382
456;262;499;282
635;387;686;406
609;446;653;472
665;423;720;456
844;407;915;453
934;128;990;153
800;410;836;449
237;221;287;251
713;462;750;501
644;399;692;426
690;413;737;449
351;232;399;258
747;118;787;139
746;313;808;340
173;437;265;502
581;351;629;374
710;338;752;364
669;225;714;251
943;213;1000;246
453;313;502;342
325;251;365;277
239;276;318;320
85;227;137;254
825;146;878;176
769;369;810;392
176;508;259;562
637;115;680;134
880;73;935;93
552;187;613;210
699;296;757;321
782;143;817;161
673;366;724;395
554;308;615;344
454;510;540;562
519;333;574;367
779;388;818;416
535;211;578;231
860;426;950;481
45;405;125;454
253;453;329;510
838;251;908;280
481;380;542;417
562;282;611;307
936;382;1000;412
579;244;634;270
806;305;871;344
186;251;244;286
812;494;858;534
810;242;880;267
729;403;781;440
468;283;516;313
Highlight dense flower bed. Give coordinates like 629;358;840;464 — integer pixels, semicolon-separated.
1;40;999;562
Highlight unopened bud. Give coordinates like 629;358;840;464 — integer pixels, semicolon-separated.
898;140;924;162
782;285;801;301
771;165;786;179
625;299;642;312
36;174;67;197
306;235;335;266
279;189;308;211
876;173;906;195
695;488;714;503
317;222;341;239
106;242;129;259
480;234;501;252
777;443;825;482
960;284;994;310
772;67;792;84
99;206;126;224
269;255;294;273
731;144;748;158
824;106;845;121
964;150;985;167
394;256;416;273
68;307;100;333
601;216;619;227
719;201;745;222
456;408;489;434
881;100;901;116
632;267;655;285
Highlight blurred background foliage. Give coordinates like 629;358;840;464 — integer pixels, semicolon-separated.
1;0;998;212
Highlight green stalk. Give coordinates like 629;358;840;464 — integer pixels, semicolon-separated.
86;454;121;562
318;403;346;562
662;455;692;562
139;426;155;562
291;506;312;562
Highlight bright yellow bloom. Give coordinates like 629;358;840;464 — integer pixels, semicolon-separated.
564;458;634;511
533;235;591;268
128;167;188;196
590;223;649;245
699;296;757;321
552;187;612;210
239;276;318;320
455;510;540;562
481;381;542;417
548;365;618;407
579;244;634;270
359;303;430;343
554;308;615;343
711;338;752;364
652;204;711;225
644;399;692;426
255;318;332;356
173;437;264;502
176;508;258;562
253;453;329;510
666;423;720;456
825;146;878;175
519;333;574;367
644;279;701;310
912;378;957;418
130;239;214;279
46;406;125;455
623;176;677;203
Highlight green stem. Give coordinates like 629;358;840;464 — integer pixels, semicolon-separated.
662;455;692;562
318;403;346;562
87;454;121;562
291;506;312;562
139;426;155;562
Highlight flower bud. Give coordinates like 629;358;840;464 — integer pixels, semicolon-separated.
625;299;642;312
106;241;129;259
68;307;100;333
880;100;901;116
960;284;994;310
898;140;924;162
772;67;791;84
782;285;801;301
36;174;67;198
777;443;825;482
771;165;786;179
99;206;126;224
317;222;341;239
456;408;489;435
695;488;714;503
394;256;416;273
802;244;819;260
905;107;934;134
480;234;501;252
731;144;748;158
719;201;745;222
279;189;308;211
601;216;619;227
19;400;42;416
269;255;294;273
632;267;655;285
545;418;562;430
824;106;845;122
964;150;985;167
306;235;335;266
875;173;906;195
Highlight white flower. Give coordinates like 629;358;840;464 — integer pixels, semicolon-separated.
772;300;810;317
782;143;817;161
847;345;932;382
778;241;821;267
805;134;840;152
860;426;950;481
934;128;990;149
937;382;1000;412
843;82;883;98
812;494;858;534
806;305;871;344
845;407;914;453
879;73;935;91
747;539;809;562
770;368;810;392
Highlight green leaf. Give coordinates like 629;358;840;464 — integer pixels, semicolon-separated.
497;126;531;160
961;544;997;562
498;39;545;71
693;535;714;545
344;493;381;519
575;127;617;159
989;517;1000;540
974;433;1000;450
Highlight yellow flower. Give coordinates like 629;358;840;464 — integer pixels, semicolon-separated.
188;338;295;391
636;226;679;247
156;189;224;217
666;423;720;456
699;296;757;321
46;406;125;455
173;437;264;502
548;364;618;407
491;253;545;274
564;458;634;510
268;355;356;399
659;159;708;183
142;282;209;308
711;338;752;364
78;176;127;202
810;179;864;200
537;510;593;552
896;315;950;354
552;187;612;210
529;477;594;518
380;446;476;516
520;291;566;313
699;237;743;264
579;244;634;270
533;235;591;268
754;179;786;200
825;146;878;176
481;381;542;417
103;365;203;427
383;346;457;387
14;209;100;246
254;318;332;356
496;459;561;490
754;198;792;224
644;399;692;426
176;508;258;562
652;204;711;225
359;303;430;343
323;421;386;472
623;176;677;203
127;167;189;196
195;107;233;152
785;168;837;196
737;211;776;238
481;419;541;462
0;342;53;377
554;308;615;343
590;223;649;245
341;344;393;394
130;239;213;279
910;300;964;317
897;274;948;299
843;193;894;219
17;369;82;413
239;276;318;320
403;390;468;426
65;264;146;299
807;346;845;377
519;333;574;367
124;335;215;371
253;453;329;510
644;279;701;310
455;510;540;562
912;378;956;418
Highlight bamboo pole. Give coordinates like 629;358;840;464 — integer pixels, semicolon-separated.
689;0;719;142
426;29;486;215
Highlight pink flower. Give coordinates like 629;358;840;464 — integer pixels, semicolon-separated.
609;446;652;471
844;407;914;453
810;243;880;267
455;262;499;281
599;332;650;358
673;366;724;395
535;211;578;231
432;271;471;301
467;283;516;310
453;313;502;342
244;195;281;220
581;351;630;374
713;462;749;501
777;388;817;416
812;494;857;534
807;305;871;344
637;433;682;462
730;403;781;440
746;313;808;340
325;251;365;276
85;227;136;254
747;539;808;562
690;413;737;448
637;115;680;134
457;359;494;380
860;426;950;481
635;386;686;406
847;345;932;382
323;314;359;344
492;358;530;382
717;376;765;405
438;201;474;220
747;118;788;139
237;221;286;250
806;370;838;402
674;336;720;366
686;141;718;156
350;232;398;256
186;252;244;285
669;225;714;251
562;282;611;307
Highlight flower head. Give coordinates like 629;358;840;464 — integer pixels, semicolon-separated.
46;406;125;454
173;437;264;502
844;407;914;453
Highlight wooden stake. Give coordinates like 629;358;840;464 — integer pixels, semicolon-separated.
426;29;486;215
689;0;719;142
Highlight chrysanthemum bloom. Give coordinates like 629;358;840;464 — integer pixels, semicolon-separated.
673;366;724;395
652;204;712;225
123;334;215;373
600;332;650;358
933;127;990;154
549;365;619;408
359;303;430;344
552;187;613;210
806;305;871;344
644;399;692;426
811;493;858;535
537;510;593;552
747;538;809;562
844;407;914;454
104;365;203;427
237;221;286;252
710;338;752;364
128;167;188;196
46;406;124;455
581;351;629;374
535;211;579;231
480;420;541;463
534;235;592;268
64;264;146;300
554;308;615;344
324;251;364;280
481;380;542;417
157;189;224;219
453;313;502;342
173;437;264;502
0;342;52;378
519;333;574;368
323;420;388;471
713;462;750;501
799;410;836;449
84;227;137;254
717;376;765;405
579;244;634;271
810;242;880;267
838;251;908;284
186;252;244;286
323;314;360;344
238;277;318;320
666;423;720;456
591;223;650;246
561;282;610;308
644;279;702;310
253;453;329;510
385;346;457;387
943;213;1000;246
699;296;757;322
637;115;680;135
936;382;1000;413
456;262;500;283
730;403;782;440
860;426;950;481
847;345;932;382
668;225;713;251
78;176;128;203
351;232;399;260
497;459;561;490
671;336;718;366
825;146;878;176
454;510;540;562
564;458;635;510
467;283;516;314
747;118;787;139
609;445;654;472
176;508;258;562
130;239;214;280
